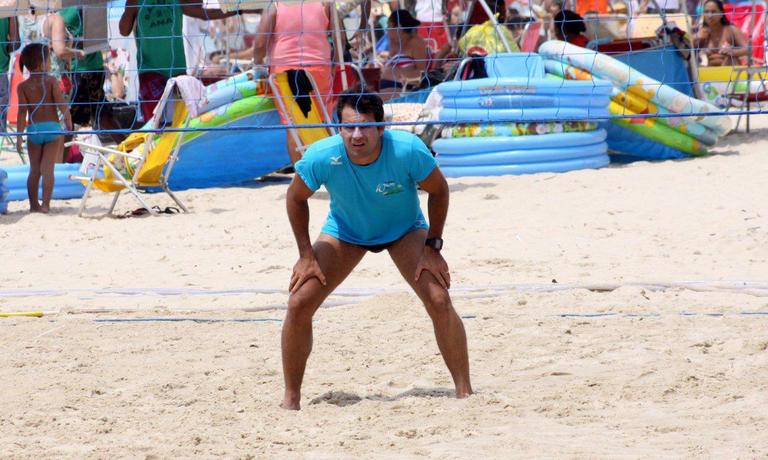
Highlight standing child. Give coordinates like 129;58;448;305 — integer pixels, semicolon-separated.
16;43;72;213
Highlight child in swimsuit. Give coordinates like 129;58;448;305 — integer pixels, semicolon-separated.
16;43;72;213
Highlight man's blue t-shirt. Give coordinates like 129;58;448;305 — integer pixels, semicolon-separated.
295;130;438;245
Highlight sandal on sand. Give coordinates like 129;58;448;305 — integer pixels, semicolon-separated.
117;206;180;218
118;207;152;218
160;206;180;214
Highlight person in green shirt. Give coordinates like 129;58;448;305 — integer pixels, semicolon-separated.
119;0;257;121
1;17;20;132
59;7;107;129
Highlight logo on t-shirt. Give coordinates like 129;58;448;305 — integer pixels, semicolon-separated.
376;181;404;196
330;155;343;166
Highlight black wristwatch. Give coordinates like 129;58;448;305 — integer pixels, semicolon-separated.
425;237;443;251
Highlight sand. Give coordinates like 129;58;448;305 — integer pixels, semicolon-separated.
1;116;767;458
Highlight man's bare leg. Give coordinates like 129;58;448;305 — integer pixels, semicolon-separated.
388;229;473;398
281;234;366;410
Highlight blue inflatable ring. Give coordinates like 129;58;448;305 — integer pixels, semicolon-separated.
437;142;607;166
439;106;610;122
441;93;610;110
433;129;607;154
4;163;85;202
440;155;609;177
436;77;614;98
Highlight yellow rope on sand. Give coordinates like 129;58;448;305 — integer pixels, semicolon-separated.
0;311;44;318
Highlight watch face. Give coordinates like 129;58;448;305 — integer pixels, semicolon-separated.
427;238;443;250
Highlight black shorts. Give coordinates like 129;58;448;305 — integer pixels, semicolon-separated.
71;70;106;126
354;240;397;253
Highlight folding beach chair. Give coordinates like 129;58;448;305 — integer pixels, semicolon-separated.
267;69;336;157
67;76;204;217
724;2;766;66
723;1;768;132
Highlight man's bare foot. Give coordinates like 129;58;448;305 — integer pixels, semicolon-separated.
280;401;300;410
39;205;50;214
30;205;43;213
280;394;301;410
456;385;474;399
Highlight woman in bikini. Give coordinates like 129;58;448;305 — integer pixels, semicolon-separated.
379;9;433;100
16;44;73;213
695;0;748;67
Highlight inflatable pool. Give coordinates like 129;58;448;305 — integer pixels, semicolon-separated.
433;129;609;177
434;129;607;154
432;54;610;177
436;77;614;98
443;121;598;138
539;41;732;135
0;169;8;214
439;106;611;122
437;142;608;166
437;65;612;123
3;163;85;202
441;93;607;110
440;155;609;177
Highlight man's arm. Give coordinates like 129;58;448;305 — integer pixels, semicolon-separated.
415;166;451;289
418;166;449;240
49;15;84;60
286;174;327;292
8;17;20;53
286;174;315;258
252;5;276;65
119;0;138;36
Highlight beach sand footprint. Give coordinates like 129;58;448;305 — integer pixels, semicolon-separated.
309;391;362;407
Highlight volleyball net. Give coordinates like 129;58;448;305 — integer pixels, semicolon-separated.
0;0;766;147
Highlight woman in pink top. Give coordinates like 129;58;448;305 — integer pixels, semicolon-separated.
254;2;334;163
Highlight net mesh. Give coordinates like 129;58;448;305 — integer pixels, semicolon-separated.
0;0;765;151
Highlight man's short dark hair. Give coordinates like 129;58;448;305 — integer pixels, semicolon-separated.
336;87;385;123
20;43;48;72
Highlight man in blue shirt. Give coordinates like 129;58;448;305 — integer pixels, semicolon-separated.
283;89;473;410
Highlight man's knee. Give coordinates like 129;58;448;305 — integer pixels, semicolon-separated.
423;288;453;319
286;291;321;322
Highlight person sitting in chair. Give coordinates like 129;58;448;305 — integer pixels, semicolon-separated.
379;9;433;100
694;0;748;67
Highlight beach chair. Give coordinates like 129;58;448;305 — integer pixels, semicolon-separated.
724;2;766;66
67;76;204;217
720;2;768;132
267;69;336;157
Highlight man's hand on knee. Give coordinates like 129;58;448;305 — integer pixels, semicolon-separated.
290;254;327;294
415;247;451;289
